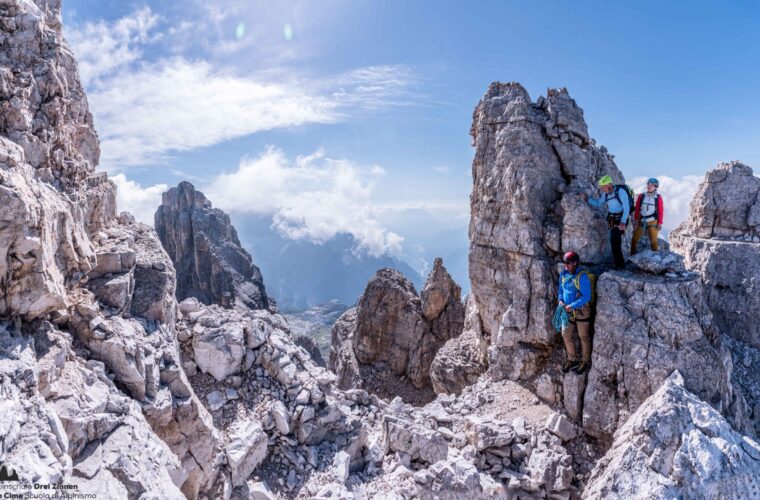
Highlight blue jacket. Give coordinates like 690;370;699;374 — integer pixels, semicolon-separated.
558;269;592;310
588;186;631;224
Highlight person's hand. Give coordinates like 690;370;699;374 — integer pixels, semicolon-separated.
564;305;573;313
657;224;662;231
618;223;626;231
632;220;638;230
581;193;589;201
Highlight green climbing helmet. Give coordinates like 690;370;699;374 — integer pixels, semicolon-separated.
598;175;613;187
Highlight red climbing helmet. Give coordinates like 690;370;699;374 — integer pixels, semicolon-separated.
562;251;580;264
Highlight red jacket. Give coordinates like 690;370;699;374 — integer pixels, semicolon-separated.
634;193;664;225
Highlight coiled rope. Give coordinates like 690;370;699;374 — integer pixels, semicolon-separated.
552;304;570;332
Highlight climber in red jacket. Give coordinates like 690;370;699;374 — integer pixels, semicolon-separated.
630;178;664;254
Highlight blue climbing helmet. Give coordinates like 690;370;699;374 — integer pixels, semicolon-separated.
647;177;659;187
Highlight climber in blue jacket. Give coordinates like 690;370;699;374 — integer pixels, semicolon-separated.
557;251;593;374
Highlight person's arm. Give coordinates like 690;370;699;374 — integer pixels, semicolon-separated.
569;274;592;310
587;195;603;208
657;195;664;227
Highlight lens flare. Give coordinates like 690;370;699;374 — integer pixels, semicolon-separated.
283;23;293;40
236;22;245;39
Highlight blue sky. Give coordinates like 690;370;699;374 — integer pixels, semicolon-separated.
61;0;760;259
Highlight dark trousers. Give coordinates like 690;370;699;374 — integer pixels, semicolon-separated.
610;226;625;268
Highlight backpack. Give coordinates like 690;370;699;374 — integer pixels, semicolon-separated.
636;192;660;222
613;184;635;215
573;267;596;306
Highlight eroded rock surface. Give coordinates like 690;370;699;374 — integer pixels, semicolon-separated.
155;181;269;311
671;161;760;349
582;270;744;444
430;295;488;395
0;0;117;320
330;260;464;395
468;83;622;386
585;372;760;499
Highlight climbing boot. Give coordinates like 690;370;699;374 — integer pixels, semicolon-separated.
562;360;579;373
574;361;591;374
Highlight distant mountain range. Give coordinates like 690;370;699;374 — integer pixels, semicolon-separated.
232;215;433;311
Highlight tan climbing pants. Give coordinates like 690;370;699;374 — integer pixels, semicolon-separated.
562;305;592;363
631;219;659;254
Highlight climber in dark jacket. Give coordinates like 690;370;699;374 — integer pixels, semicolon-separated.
557;251;593;374
582;175;631;269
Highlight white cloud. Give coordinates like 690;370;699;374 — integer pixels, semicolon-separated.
111;174;168;225
205;148;403;257
65;9;419;170
64;7;159;87
630;175;704;232
89;59;338;167
329;65;420;112
432;165;450;174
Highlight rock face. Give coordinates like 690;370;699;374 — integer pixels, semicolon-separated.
585;372;760;499
70;216;219;498
0;0;99;188
0;0;118;320
670;161;760;438
430;295;488;395
155;182;269;311
468;83;623;384
671;161;760;349
328;307;362;389
0;3;214;496
582;269;745;444
351;268;428;386
330;259;464;393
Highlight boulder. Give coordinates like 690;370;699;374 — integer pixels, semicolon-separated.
247;481;276;500
629;250;686;274
225;420;269;487
430;295;488;395
562;371;587;423
332;451;351;483
384;417;448;465
544;412;577;442
413;455;483;499
525;445;574;493
464;417;516;451
271;400;291;435
192;322;246;381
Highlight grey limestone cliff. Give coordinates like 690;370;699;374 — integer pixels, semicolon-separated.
155;181;269;311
